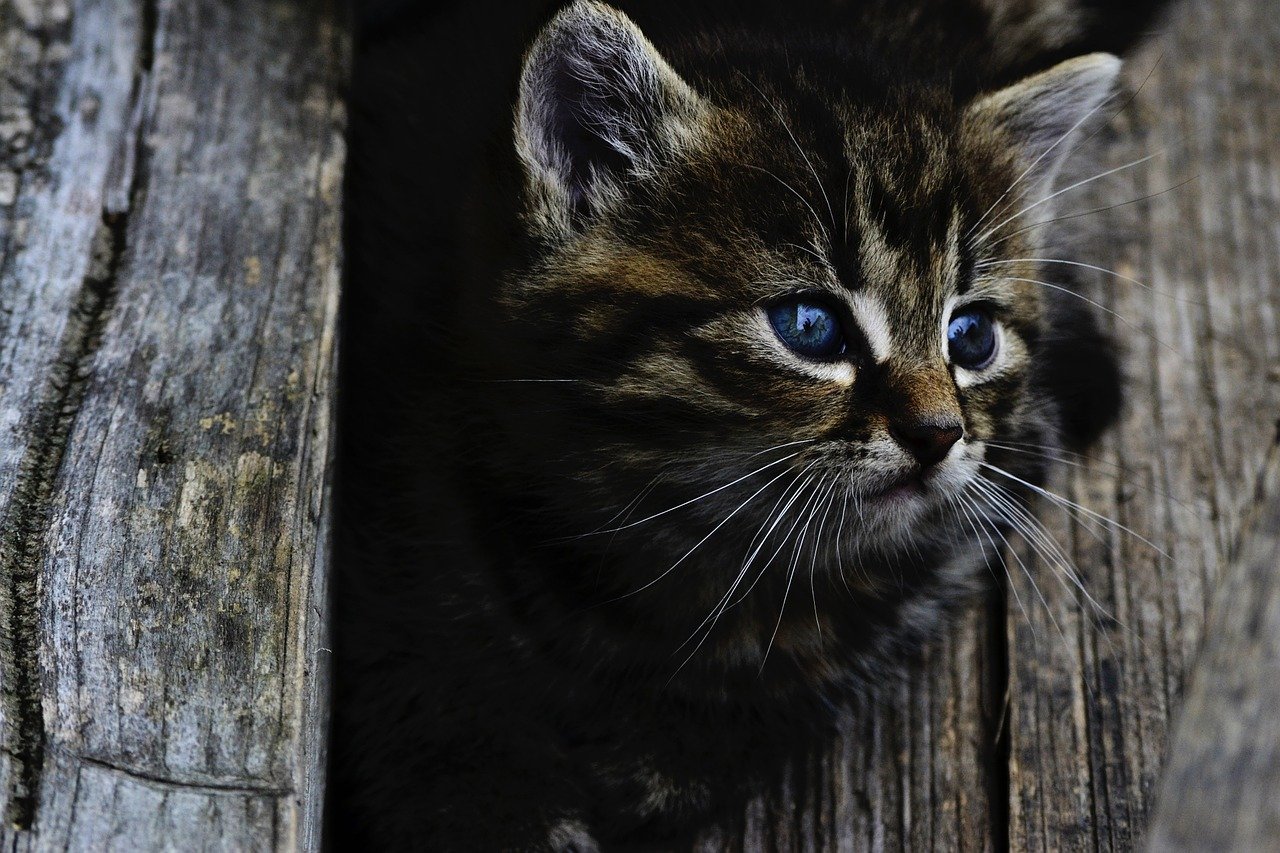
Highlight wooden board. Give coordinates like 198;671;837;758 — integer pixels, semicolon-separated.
1146;448;1280;850
0;0;345;848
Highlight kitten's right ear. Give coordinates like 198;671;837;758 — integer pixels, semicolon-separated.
515;1;705;228
966;53;1122;209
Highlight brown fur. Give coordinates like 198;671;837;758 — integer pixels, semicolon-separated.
333;0;1167;847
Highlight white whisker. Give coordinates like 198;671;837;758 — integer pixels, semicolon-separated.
982;175;1198;250
968;485;1073;653
571;444;811;539
985;274;1179;356
980;462;1169;558
974;257;1199;305
670;462;822;677
976;149;1166;247
955;491;1034;639
606;462;801;604
738;72;838;238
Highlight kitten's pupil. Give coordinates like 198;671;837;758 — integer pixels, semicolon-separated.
947;310;997;369
768;298;845;360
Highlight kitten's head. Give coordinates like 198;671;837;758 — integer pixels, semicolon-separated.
470;1;1118;623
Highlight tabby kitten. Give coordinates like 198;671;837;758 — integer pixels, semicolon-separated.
335;0;1164;848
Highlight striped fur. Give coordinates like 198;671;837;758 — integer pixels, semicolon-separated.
335;0;1170;847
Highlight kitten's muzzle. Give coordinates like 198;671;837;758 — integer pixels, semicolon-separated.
889;416;964;468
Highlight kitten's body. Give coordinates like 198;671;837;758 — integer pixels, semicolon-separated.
335;1;1164;848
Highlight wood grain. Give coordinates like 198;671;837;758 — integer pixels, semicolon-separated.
1145;447;1280;850
0;0;345;847
1006;0;1280;848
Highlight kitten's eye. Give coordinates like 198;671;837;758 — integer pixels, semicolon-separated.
767;298;846;360
947;309;997;369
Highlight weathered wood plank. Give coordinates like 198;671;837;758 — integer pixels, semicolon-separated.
1006;0;1280;848
1145;447;1280;850
0;0;147;829
0;0;345;847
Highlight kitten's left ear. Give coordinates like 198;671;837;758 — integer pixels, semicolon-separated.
966;53;1122;205
515;1;706;226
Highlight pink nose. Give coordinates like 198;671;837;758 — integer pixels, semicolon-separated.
890;417;963;467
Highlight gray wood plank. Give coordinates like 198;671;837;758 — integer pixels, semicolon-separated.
1146;448;1280;850
0;0;345;847
0;0;148;830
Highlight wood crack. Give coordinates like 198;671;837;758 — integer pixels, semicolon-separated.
985;584;1011;853
0;215;119;829
74;754;290;798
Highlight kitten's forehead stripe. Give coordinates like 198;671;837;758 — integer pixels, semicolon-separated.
848;291;893;363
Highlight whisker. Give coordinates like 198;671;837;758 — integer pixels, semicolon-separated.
738;72;838;238
742;163;833;249
970;477;1113;624
966;90;1124;242
671;462;821;675
976;149;1167;247
983;441;1197;513
974;257;1200;305
602;463;800;604
971;477;1139;666
830;480;862;596
967;53;1165;243
979;462;1169;558
968;485;1074;654
955;491;1035;640
567;445;811;539
983;175;1198;251
761;472;832;674
808;476;841;639
842;164;853;245
730;468;830;609
783;241;835;269
985;275;1179;357
599;472;665;531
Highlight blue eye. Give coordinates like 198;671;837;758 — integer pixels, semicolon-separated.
947;309;997;369
767;298;846;360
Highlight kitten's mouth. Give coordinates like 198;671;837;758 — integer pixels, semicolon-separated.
870;472;927;501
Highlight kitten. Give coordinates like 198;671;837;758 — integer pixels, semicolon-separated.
334;0;1167;848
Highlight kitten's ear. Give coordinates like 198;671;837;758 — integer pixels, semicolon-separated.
966;53;1121;201
516;1;704;224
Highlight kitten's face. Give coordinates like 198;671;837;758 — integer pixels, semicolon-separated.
480;2;1117;598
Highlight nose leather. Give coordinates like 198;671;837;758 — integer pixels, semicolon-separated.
890;417;963;467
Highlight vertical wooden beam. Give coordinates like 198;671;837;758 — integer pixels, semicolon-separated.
0;0;345;846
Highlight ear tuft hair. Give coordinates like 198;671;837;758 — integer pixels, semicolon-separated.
515;1;704;224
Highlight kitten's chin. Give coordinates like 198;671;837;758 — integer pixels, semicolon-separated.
854;479;934;538
869;473;928;502
856;466;971;542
